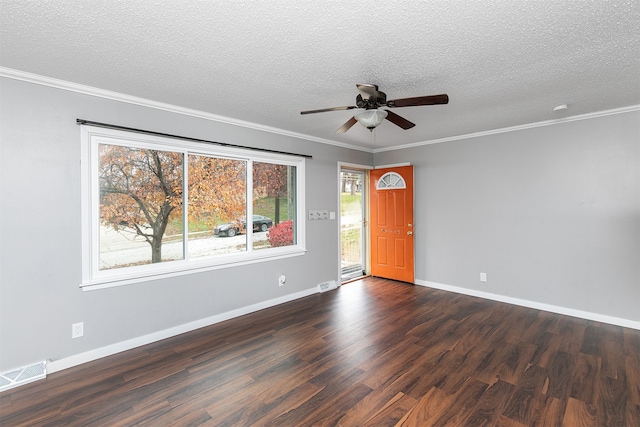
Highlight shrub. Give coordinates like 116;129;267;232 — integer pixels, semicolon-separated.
268;220;294;247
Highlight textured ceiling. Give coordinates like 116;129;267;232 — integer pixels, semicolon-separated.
1;1;639;151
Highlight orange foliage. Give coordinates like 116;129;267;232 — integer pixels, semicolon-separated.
99;145;247;262
253;162;289;197
187;155;246;228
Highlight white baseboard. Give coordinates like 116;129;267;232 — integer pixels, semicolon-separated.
48;287;318;374
416;280;640;331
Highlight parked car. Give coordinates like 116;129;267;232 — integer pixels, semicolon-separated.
214;215;273;237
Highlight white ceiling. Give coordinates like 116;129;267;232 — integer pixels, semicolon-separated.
1;1;639;151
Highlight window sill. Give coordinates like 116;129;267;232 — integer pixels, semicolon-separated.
80;248;306;291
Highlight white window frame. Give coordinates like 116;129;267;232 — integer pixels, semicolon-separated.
80;125;306;290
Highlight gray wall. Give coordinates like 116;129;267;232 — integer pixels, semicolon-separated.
375;111;640;322
2;75;638;373
0;77;372;371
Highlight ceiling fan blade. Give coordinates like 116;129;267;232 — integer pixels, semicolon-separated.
387;94;449;108
385;110;415;130
336;117;358;133
300;106;357;115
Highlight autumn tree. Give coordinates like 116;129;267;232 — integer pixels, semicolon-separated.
253;162;293;224
99;145;246;265
341;171;360;195
187;155;246;230
100;146;182;264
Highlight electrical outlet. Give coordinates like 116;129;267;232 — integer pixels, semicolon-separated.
480;273;487;283
278;275;286;286
72;322;84;338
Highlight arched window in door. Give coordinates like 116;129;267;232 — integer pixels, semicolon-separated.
376;172;406;190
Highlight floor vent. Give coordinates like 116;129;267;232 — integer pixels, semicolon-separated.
318;280;338;293
0;361;46;393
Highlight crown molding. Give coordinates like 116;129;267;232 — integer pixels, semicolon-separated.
0;67;373;153
3;67;637;156
373;104;640;153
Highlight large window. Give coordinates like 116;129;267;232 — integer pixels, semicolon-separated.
81;126;305;289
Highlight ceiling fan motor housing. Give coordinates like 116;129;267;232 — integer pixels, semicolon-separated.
356;92;387;109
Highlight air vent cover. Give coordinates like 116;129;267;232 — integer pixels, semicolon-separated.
0;361;46;392
318;280;338;293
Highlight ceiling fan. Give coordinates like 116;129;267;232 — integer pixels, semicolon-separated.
300;84;449;133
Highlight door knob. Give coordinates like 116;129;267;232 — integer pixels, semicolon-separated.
407;231;413;235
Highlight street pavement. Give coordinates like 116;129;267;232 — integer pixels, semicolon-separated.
99;226;268;270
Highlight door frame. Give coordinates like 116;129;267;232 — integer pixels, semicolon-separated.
337;162;373;284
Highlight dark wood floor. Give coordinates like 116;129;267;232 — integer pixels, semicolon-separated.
1;277;639;426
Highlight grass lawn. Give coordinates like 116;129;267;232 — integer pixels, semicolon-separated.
254;196;293;221
341;192;362;215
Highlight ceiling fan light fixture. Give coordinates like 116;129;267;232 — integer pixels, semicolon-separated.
354;109;388;130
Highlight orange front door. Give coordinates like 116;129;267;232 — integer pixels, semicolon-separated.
370;166;415;283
